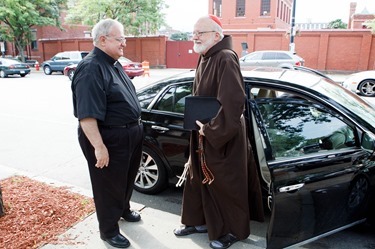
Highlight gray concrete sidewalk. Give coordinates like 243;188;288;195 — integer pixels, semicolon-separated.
0;164;266;249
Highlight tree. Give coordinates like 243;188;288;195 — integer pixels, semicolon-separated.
65;0;167;36
327;19;347;29
0;0;66;62
170;32;189;41
364;19;375;33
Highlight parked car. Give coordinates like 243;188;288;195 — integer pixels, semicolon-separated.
135;67;375;249
42;51;89;75
342;70;375;97
63;56;144;80
239;50;305;69
0;58;31;78
118;56;144;78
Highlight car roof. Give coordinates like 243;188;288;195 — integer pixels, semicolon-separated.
0;58;23;63
144;67;322;88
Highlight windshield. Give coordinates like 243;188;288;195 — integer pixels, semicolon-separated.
312;79;375;126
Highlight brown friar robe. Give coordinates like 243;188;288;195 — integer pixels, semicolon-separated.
181;35;265;241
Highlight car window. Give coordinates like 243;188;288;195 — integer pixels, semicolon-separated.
254;89;356;160
276;52;292;60
137;81;173;108
262;52;276;60
53;52;63;60
81;52;89;59
61;52;70;60
55;52;70;60
154;84;192;113
70;53;80;60
244;52;262;61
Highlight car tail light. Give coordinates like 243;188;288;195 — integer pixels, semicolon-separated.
9;65;15;69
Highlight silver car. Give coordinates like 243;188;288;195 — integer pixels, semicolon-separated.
239;50;305;69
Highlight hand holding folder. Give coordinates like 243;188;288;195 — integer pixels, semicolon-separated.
183;96;221;130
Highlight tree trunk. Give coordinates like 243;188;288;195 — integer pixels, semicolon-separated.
0;185;4;217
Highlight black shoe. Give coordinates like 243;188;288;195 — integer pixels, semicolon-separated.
122;210;141;222
209;233;239;249
173;225;208;236
101;233;130;248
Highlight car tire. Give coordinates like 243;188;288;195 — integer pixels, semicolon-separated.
43;65;52;75
20;74;27;77
347;176;369;213
68;69;75;81
0;70;6;78
134;146;168;195
358;79;375;97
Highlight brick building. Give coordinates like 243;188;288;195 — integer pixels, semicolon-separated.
1;0;375;71
348;2;375;29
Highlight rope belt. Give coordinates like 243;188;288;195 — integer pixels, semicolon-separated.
197;135;214;185
175;134;215;187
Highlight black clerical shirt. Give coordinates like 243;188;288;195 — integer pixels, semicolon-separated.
72;47;141;126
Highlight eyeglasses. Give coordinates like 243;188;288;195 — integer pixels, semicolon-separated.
192;31;216;37
105;35;126;44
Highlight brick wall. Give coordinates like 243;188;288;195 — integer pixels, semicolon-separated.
11;30;375;72
228;29;375;72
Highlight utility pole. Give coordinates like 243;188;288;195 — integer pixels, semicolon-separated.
289;0;296;54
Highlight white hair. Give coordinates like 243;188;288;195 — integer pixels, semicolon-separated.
91;19;124;46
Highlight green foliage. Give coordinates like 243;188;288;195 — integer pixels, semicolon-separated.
364;19;375;33
65;0;167;36
170;32;189;41
0;0;66;61
327;19;347;29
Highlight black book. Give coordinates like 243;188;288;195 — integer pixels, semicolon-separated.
184;96;221;130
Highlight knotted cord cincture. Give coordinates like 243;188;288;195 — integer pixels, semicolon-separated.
197;135;215;185
176;162;190;187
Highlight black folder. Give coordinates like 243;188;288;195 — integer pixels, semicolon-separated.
184;96;221;130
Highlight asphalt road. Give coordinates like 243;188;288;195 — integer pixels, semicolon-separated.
0;69;375;249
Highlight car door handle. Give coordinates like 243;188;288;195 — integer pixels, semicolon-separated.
279;183;304;193
151;125;169;132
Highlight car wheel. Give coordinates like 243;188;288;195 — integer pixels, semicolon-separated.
358;79;375;97
347;176;369;212
134;146;168;195
68;69;75;81
20;74;26;77
0;70;6;78
43;66;52;75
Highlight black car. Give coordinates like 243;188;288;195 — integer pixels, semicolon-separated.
135;67;375;249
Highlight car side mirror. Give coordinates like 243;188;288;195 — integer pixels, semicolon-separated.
361;132;375;155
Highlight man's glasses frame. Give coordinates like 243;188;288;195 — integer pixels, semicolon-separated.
105;35;126;44
192;31;216;37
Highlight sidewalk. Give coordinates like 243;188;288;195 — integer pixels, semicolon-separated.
0;164;266;249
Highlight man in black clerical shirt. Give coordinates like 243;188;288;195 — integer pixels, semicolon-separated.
71;18;143;248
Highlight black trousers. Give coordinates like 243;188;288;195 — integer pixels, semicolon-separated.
78;123;143;238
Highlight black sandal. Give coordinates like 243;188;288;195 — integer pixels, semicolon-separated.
209;233;239;249
173;225;208;236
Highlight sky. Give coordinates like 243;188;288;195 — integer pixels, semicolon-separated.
162;0;375;31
